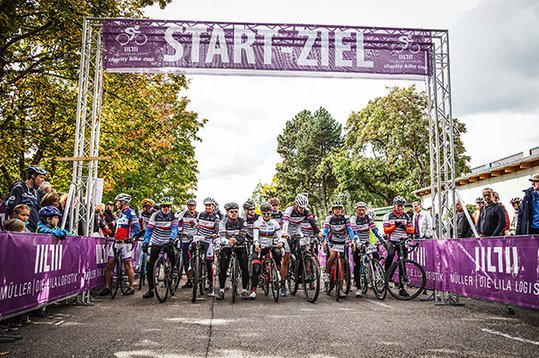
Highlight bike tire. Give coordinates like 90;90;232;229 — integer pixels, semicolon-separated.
231;258;238;304
303;255;320;303
270;259;280;303
154;257;168;303
261;265;269;296
359;268;368;294
111;257;121;299
386;259;426;301
170;251;182;295
287;254;296;294
138;253;146;291
335;258;341;302
198;257;205;296
371;260;387;301
191;256;200;303
291;257;300;296
344;260;351;295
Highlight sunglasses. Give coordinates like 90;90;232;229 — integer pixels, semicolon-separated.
262;212;272;215
162;205;171;208
229;210;238;213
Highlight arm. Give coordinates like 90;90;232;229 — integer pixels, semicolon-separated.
6;186;23;216
218;218;228;245
307;213;320;235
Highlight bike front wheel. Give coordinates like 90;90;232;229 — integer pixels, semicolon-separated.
385;259;426;300
371;259;387;301
302;255;320;303
154;257;169;303
111;257;122;299
270;259;280;303
170;251;182;296
191;256;200;303
138;253;146;291
231;258;239;304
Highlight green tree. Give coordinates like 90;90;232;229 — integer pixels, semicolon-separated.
274;107;342;216
331;85;470;207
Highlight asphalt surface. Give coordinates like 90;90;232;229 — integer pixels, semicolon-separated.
1;279;538;358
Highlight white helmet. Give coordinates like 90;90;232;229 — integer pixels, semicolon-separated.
114;193;132;204
355;201;368;209
295;194;309;208
203;197;217;206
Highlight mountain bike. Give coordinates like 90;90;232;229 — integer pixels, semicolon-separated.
258;246;281;303
150;242;177;303
384;236;426;300
358;243;386;300
228;245;246;304
324;242;351;302
290;236;320;303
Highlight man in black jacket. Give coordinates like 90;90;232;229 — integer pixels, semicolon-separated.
477;188;506;237
516;174;539;235
456;201;474;238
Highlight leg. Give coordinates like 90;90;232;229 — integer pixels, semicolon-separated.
218;247;231;290
146;245;161;291
352;249;361;289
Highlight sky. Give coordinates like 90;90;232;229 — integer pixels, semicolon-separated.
144;0;539;206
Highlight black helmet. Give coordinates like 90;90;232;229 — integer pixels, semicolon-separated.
393;196;406;205
224;202;239;211
260;203;272;212
243;199;256;210
25;166;48;179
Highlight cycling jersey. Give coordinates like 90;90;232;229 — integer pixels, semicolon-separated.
300;217;317;237
139;208;156;231
323;215;354;243
6;182;40;232
196;211;219;240
144;210;178;246
176;210;198;241
282;206;320;237
383;211;413;242
219;217;248;246
271;210;283;226
253;217;285;248
115;206;140;241
351;215;382;243
241;212;260;239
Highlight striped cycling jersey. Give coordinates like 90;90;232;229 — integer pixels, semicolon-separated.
300;217;317;237
139;208;156;230
350;215;377;243
282;206;317;237
253;217;284;248
241;213;260;239
176;210;198;241
146;210;178;246
196;211;219;240
383;211;412;242
114;207;140;241
324;215;352;243
219;217;247;246
271;210;283;226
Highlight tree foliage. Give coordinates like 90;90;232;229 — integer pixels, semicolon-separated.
0;0;206;207
331;85;470;207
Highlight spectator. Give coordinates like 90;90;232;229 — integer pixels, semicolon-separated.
509;197;522;235
93;203;112;237
40;191;60;208
59;193;69;213
0;198;7;229
493;191;510;234
4;218;25;232
11;204;32;233
412;201;433;240
477;188;506;237
36;206;71;238
6;166;48;232
473;197;484;224
103;201;116;236
39;181;53;194
455;200;474;238
516;174;539;235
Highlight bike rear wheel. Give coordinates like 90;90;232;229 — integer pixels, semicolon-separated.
386;259;426;300
302;255;320;303
371;259;387;300
270;259;280;303
111;257;121;299
343;260;351;295
154;257;169;303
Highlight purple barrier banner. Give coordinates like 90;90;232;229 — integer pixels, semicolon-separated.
103;19;433;79
407;236;539;309
0;233;107;318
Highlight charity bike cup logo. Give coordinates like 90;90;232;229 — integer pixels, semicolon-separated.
115;25;148;46
392;34;420;54
34;243;63;274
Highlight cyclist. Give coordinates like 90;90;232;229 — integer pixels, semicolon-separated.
350;202;385;297
135;198;156;272
217;202;250;300
100;193;140;296
281;193;321;297
241;199;259;248
269;197;283;226
322;200;355;298
193;197;220;296
176;199;198;288
383;196;414;297
250;203;285;299
141;197;178;299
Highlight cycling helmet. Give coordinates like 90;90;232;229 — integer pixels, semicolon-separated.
141;198;155;208
331;200;344;209
243;199;256;210
295;194;309;208
269;198;280;206
509;197;522;204
161;197;173;206
475;197;484;204
25;165;48;178
224;202;239;211
203;197;217;205
393;196;406;205
260;203;272;212
115;193;132;204
367;210;376;221
355;201;368;209
187;199;196;206
39;205;62;218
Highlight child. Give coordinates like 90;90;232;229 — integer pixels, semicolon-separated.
11;204;32;232
36;206;71;239
4;218;26;232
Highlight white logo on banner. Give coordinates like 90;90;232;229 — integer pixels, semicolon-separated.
34;244;63;274
474;246;519;274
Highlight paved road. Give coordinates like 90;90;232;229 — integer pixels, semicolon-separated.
2;285;538;357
